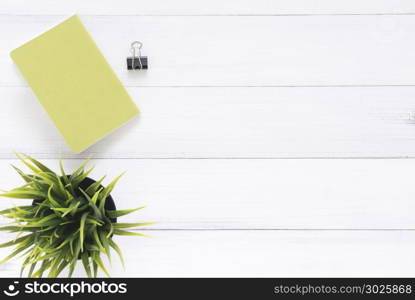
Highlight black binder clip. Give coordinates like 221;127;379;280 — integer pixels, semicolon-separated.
127;41;148;70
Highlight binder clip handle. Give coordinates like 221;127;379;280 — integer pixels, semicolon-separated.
127;41;148;70
131;41;142;58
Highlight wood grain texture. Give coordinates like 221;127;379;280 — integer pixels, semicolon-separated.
1;2;414;278
2;0;415;15
2;15;415;87
1;231;414;277
0;159;414;229
1;86;415;158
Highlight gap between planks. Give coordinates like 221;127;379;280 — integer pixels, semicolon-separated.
4;13;415;17
0;157;415;160
4;84;415;88
132;228;415;231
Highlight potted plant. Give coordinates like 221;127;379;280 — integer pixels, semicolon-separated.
0;153;152;278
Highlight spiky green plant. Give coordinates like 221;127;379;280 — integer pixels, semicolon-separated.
0;154;152;278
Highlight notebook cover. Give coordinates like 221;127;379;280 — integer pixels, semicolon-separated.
10;15;139;153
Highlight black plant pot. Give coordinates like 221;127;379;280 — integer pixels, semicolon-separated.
32;176;117;223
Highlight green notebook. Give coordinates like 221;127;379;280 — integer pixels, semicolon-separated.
11;15;139;153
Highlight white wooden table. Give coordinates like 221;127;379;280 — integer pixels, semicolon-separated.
1;0;415;277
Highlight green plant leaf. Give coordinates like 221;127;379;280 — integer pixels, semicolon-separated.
27;252;59;266
28;262;37;278
47;185;62;208
48;254;64;278
98;231;111;263
106;223;114;238
0;234;33;248
54;258;69;278
20;256;32;277
81;252;92;278
64;183;75;196
59;160;69;185
0;206;33;215
113;222;155;229
98;173;124;213
34;172;64;197
70;157;92;179
24;214;59;227
85;216;103;226
0;189;46;200
108;239;124;268
91;227;105;253
11;165;33;183
86;244;100;252
15;152;41;174
79;189;102;219
0;235;33;264
21;153;54;173
92;252;110;277
0;226;36;232
79;212;88;252
92;260;98;278
91;189;102;205
71;165;95;188
55;173;68;199
106;206;145;218
62;201;80;218
32;259;52;278
113;229;148;237
85;176;106;196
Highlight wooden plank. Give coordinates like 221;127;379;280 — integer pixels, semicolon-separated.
0;158;415;229
2;15;415;87
0;230;414;277
1;86;415;158
2;0;415;15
